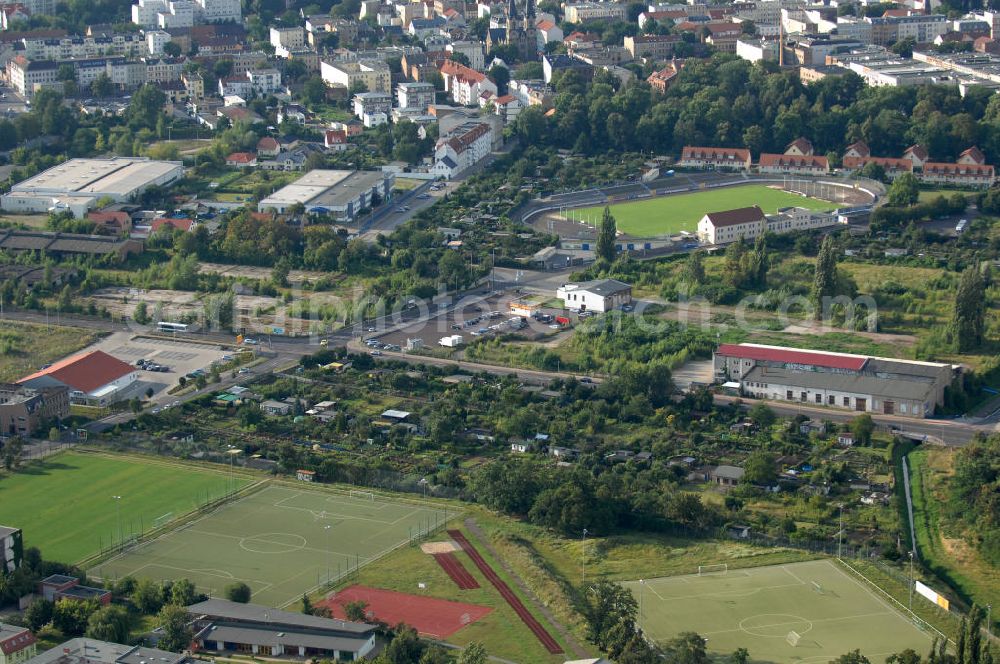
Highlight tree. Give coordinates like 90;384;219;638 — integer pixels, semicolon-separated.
887;172;920;207
224;581;251;603
163;41;182;57
596;206;617;262
488;64;510;95
24;599;54;631
812;234;838;318
344;600;368;622
133;577;164;614
952;266;986;352
383;626;425;664
134;301;149;324
748;403;776;429
585;581;637;650
86;605;131;643
48;426;60;442
170;578;196;606
301;76;327;105
743;451;777;486
661;632;709;664
457;643;488;664
850;414;875;446
2;436;22;470
684;249;706;285
54;599;100;637
157;604;192;652
831;650;872;664
91;73;114;99
126;84;167;130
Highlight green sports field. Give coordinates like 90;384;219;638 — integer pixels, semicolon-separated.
93;484;450;607
623;559;935;663
0;452;244;564
572;185;836;238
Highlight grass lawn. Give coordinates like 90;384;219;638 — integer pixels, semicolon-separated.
96;483;449;607
917;188;976;203
908;448;1000;618
573;185;836;238
0;321;102;383
624;559;933;663
0;213;50;229
0;451;244;564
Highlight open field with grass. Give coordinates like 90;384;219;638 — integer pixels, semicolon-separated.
0;213;50;229
0;321;103;383
624;559;934;663
0;451;244;564
95;483;449;607
572;185;836;238
908;448;1000;617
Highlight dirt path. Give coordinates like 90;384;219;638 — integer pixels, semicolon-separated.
463;518;592;660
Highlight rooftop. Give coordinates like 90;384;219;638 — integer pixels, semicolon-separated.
703;206;766;227
19;350;135;393
186;599;373;635
561;279;631;296
9;158;182;197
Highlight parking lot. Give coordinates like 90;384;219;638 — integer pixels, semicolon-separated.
364;292;592;354
83;331;236;404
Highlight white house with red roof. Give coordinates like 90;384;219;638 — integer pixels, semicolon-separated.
256;136;280;157
225;152;257;168
324;129;349;151
19;350;138;405
439;59;497;106
0;623;36;664
679;146;752;171
433;120;494;179
714;343;958;418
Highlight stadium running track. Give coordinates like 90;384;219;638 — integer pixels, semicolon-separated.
433;552;480;589
448;529;563;654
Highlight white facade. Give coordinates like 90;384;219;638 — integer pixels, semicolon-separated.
247;68;282;95
321;59;392;92
157;0;195;28
270;26;306;50
447;40;486;71
146;30;171;55
397;81;435;110
433;121;493;179
557;279;633;312
196;0;241;22
353;91;392;119
132;0;165;27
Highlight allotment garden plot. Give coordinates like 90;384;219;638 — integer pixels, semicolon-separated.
623;559;934;664
93;484;450;607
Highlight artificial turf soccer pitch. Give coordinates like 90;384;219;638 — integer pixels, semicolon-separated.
0;451;246;564
571;185;836;238
623;559;935;664
94;484;451;607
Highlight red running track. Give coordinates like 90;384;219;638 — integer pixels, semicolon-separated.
433;552;480;589
448;529;563;654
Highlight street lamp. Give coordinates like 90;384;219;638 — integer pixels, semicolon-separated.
908;551;914;613
112;495;122;549
324;524;332;585
838;504;844;559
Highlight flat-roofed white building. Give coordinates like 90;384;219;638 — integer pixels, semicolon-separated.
556;279;632;312
1;158;185;217
258;169;394;221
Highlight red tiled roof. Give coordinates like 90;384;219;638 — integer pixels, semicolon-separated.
536;19;555;30
0;628;35;656
959;146;986;164
495;94;516;104
785;137;813;155
923;162;994;177
226;152;256;163
842;155;912;171
703;205;766;227
759;153;829;170
151;218;194;233
257;136;279;151
19;350;135;393
705;22;741;34
681;146;751;162
440;59;485;83
903;144;928;160
716;343;868;371
844;140;870;158
87;211;131;227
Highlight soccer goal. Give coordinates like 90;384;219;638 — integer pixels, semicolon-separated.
786;631;801;647
349;490;375;501
698;564;728;576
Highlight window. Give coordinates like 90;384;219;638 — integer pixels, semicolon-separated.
815;394;822;403
786;390;793;400
843;396;850;406
828;395;835;405
800;392;807;401
900;403;908;413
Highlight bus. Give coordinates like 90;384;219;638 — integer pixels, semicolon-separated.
157;322;188;333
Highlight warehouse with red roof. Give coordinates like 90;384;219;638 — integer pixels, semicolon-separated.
18;350;138;405
713;343;959;418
